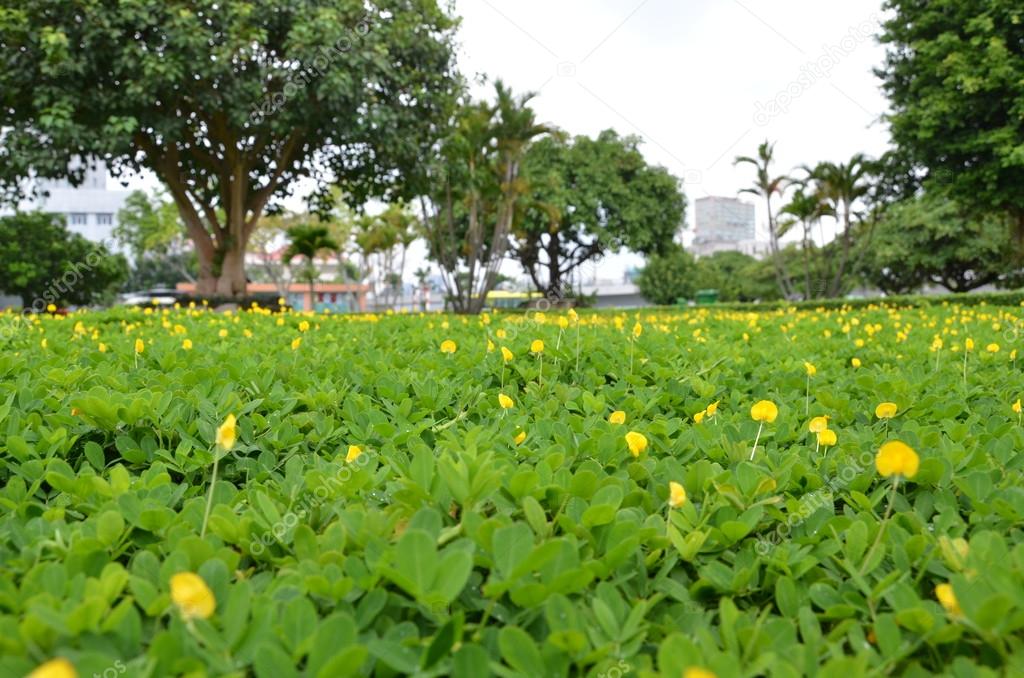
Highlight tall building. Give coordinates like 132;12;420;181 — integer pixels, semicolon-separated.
30;162;130;247
692;196;764;258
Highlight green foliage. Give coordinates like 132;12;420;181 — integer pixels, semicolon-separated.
0;211;127;308
0;0;459;295
3;302;1024;675
859;193;1015;294
695;251;785;303
636;246;696;305
878;0;1024;230
115;190;196;289
515;130;686;294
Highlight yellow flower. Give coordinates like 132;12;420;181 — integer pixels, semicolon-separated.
625;431;648;457
216;414;237;450
218;328;228;338
935;583;962;616
851;357;862;368
498;393;514;410
816;428;837;447
298;320;310;332
291;337;302;350
243;329;253;338
804;361;816;376
808;416;829;433
41;338;48;349
530;339;544;354
27;658;77;678
684;669;717;678
986;343;999;353
931;337;943;351
875;440;919;478
514;430;526;445
568;308;578;322
632;322;642;338
170;571;216;620
668;481;686;508
608;410;626;425
487;339;495;352
98;342;107;353
440;339;457;354
1014;398;1022;414
134;338;145;354
496;328;507;339
706;401;719;416
693;409;706;424
875;402;898;419
501;346;514;362
965;338;974;351
182;339;193;350
750;400;778;423
558;316;569;330
46;303;56;313
346;445;363;463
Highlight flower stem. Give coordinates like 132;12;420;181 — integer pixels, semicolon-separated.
859;476;898;575
200;449;220;538
749;422;764;461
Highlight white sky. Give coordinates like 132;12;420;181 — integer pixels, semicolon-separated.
123;0;894;285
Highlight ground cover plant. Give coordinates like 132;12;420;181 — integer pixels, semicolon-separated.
2;300;1024;677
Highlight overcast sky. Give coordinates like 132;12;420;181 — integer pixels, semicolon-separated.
453;0;893;277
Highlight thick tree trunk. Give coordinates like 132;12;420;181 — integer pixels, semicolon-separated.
214;245;248;297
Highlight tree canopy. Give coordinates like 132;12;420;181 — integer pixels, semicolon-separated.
0;0;459;296
878;0;1024;244
514;130;685;296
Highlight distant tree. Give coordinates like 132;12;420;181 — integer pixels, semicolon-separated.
0;1;459;296
0;212;127;309
858;193;1013;294
636;245;696;306
735;141;794;298
115;190;196;289
420;82;549;313
878;0;1024;253
779;183;834;300
355;204;420;309
513;130;685;297
693;251;782;303
283;225;339;305
806;154;874;296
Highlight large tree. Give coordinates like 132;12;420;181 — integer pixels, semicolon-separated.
0;0;459;296
878;0;1024;250
858;193;1014;294
513;130;685;297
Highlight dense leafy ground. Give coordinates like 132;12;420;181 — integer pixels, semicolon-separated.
3;302;1024;677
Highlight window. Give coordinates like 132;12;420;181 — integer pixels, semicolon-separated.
70;213;88;225
96;213;113;225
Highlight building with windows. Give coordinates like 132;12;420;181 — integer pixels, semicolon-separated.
29;163;129;247
692;196;765;258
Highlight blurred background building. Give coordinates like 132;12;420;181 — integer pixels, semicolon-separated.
692;196;765;258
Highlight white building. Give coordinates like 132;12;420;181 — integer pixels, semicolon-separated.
28;163;130;248
692;196;765;258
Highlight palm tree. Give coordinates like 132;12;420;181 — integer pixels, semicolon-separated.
780;180;834;299
284;225;339;310
735;140;793;298
807;154;872;296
